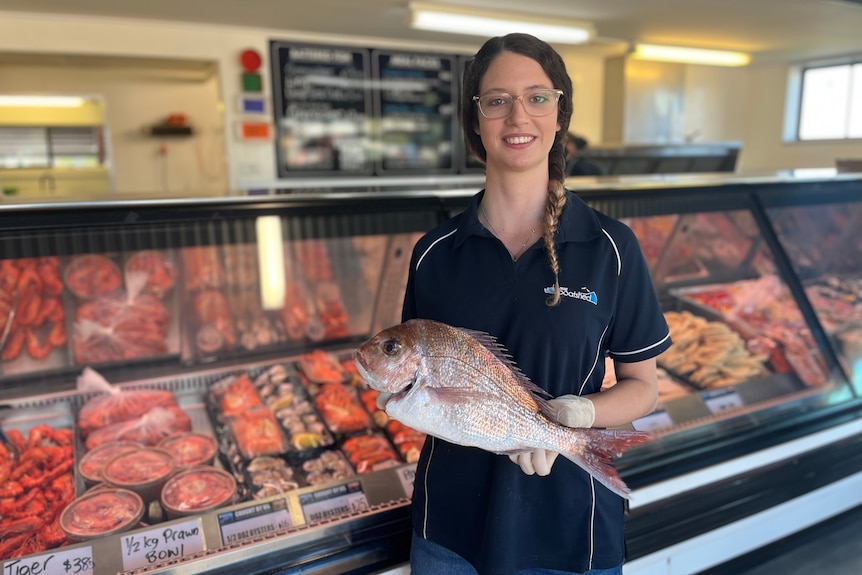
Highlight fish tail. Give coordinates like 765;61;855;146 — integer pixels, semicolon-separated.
560;429;652;499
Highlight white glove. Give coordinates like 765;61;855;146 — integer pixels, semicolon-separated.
509;394;595;476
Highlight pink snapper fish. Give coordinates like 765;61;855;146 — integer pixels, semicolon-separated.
353;318;653;498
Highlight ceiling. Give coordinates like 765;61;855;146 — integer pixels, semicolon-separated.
2;0;862;64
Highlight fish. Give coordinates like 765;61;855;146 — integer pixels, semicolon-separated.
353;318;653;498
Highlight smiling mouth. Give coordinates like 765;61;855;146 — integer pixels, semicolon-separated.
505;136;534;145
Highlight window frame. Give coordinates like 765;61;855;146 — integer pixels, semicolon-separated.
795;59;862;142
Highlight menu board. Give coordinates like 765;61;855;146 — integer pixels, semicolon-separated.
372;50;456;174
458;55;486;174
270;41;373;176
271;40;473;178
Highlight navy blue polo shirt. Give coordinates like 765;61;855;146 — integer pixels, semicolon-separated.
401;189;672;575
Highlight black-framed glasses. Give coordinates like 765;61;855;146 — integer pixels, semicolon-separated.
472;89;564;119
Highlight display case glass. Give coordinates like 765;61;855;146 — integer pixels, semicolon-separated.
765;200;862;388
1;174;861;574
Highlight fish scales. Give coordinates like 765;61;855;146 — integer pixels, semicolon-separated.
354;318;652;498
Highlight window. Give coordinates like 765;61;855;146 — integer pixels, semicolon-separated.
0;126;104;169
797;62;862;141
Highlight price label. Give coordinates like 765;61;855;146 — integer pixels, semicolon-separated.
2;546;94;575
299;481;368;523
120;518;204;572
396;463;418;499
218;498;292;545
632;409;674;432
702;388;744;415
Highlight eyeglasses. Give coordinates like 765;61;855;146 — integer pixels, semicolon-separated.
472;89;563;119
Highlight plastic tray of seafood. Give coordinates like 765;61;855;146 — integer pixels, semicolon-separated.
0;397;77;559
65;250;182;369
670;277;829;387
1;256;69;376
659;309;800;391
208;356;425;502
180;244;302;362
296;349;426;465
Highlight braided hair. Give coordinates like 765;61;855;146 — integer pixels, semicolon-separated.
461;33;573;306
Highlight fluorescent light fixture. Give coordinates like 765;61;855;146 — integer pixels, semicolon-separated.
256;215;286;311
0;95;85;107
632;44;751;67
408;1;595;45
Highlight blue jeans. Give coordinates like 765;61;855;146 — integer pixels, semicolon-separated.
409;533;623;575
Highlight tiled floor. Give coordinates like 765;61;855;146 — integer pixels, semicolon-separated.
699;504;862;575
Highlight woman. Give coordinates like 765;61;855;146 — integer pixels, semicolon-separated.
397;33;672;574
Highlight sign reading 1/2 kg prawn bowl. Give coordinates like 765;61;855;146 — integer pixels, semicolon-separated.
120;518;204;572
269;41;458;178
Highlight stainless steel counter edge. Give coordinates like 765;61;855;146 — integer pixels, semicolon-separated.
2;170;860;212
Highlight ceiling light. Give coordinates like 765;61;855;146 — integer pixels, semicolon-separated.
408;2;596;45
0;95;86;107
632;44;751;67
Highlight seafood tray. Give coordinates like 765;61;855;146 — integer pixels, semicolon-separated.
670;277;829;387
658;309;777;390
65;250;182;369
180;244;303;362
208;355;421;502
0;393;79;559
1;256;70;376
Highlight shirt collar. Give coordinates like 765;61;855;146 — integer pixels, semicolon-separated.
453;188;603;249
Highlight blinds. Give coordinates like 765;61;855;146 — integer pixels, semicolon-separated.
0;126;102;168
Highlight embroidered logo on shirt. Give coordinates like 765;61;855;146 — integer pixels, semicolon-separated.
544;285;598;305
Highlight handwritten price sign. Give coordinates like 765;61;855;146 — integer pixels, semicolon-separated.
120;519;204;572
2;546;94;575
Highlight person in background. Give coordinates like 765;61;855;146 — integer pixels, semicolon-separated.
566;132;606;177
388;32;672;575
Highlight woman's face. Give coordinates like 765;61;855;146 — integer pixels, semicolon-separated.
476;51;561;174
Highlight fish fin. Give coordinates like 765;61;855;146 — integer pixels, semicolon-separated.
560;429;653;499
534;396;560;423
427;386;488;404
458;327;552;399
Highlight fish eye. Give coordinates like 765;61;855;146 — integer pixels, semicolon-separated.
381;338;401;356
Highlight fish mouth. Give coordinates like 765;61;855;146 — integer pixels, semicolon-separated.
392;383;413;400
353;356;412;398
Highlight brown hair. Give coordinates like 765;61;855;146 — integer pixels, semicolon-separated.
462;33;572;306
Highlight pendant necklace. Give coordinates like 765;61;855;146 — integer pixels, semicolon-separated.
480;203;537;262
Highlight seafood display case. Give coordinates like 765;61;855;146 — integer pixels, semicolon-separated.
0;192;444;574
1;173;862;575
580;174;862;574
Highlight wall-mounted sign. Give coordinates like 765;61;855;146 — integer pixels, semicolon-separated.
237;94;268;115
236;121;273;141
270;40;475;178
372;50;456;174
270;41;373;176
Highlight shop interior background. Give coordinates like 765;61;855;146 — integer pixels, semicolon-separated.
0;0;860;196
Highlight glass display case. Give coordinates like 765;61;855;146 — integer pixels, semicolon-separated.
1;174;861;575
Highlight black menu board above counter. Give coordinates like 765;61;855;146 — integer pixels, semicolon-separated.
372;50;456;174
270;40;472;178
271;42;373;176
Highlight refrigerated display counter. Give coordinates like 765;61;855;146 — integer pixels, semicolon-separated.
0;172;861;575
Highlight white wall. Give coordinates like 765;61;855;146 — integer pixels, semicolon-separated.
0;61;227;194
0;11;477;194
740;63;862;171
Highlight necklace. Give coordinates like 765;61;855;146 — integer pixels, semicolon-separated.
480;202;538;262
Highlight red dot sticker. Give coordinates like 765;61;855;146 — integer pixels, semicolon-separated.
240;49;262;73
